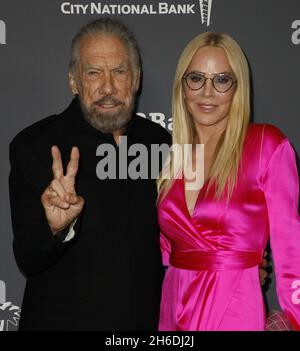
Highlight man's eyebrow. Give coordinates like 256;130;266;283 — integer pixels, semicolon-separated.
112;63;129;69
83;64;102;70
82;63;129;70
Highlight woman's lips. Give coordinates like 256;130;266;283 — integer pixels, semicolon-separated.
197;103;217;112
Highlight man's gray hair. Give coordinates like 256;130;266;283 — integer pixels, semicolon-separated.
69;17;141;77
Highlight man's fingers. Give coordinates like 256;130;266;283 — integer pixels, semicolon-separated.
51;146;64;179
47;195;70;209
259;268;268;286
43;183;82;206
76;195;84;207
260;268;267;279
50;179;67;201
65;192;79;205
66;147;80;178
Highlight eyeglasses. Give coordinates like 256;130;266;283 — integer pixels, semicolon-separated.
183;71;237;93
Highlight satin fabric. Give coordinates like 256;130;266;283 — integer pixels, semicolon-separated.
158;124;300;331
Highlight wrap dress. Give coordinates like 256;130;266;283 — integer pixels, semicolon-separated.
158;124;300;331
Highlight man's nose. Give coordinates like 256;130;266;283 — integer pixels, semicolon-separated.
100;72;116;95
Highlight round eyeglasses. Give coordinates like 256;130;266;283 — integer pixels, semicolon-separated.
183;71;237;93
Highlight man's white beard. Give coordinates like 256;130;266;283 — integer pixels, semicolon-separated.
79;95;136;134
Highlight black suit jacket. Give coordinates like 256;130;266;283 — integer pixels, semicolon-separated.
9;98;171;330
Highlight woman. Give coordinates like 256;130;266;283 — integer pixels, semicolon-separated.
157;32;300;331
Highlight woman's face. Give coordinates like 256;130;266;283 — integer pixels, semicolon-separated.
183;46;236;131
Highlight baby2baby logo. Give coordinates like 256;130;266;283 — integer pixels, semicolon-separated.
0;281;21;331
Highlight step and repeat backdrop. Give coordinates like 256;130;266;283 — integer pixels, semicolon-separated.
0;0;299;330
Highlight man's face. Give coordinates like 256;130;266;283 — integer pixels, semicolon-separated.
69;34;140;133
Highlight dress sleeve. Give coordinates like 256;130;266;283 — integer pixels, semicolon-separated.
160;231;171;266
262;138;300;330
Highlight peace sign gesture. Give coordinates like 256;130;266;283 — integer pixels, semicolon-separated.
41;145;84;235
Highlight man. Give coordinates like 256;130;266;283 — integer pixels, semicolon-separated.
9;18;171;330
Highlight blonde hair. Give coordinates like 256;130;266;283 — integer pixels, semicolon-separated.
157;32;250;202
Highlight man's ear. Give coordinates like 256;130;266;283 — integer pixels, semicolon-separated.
133;69;141;93
69;71;79;95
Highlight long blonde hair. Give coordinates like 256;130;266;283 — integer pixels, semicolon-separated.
157;32;250;202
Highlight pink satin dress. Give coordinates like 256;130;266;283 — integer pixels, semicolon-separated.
158;124;300;331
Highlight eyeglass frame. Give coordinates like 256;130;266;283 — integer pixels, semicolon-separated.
182;71;237;93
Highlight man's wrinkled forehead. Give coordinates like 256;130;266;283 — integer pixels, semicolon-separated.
77;34;130;65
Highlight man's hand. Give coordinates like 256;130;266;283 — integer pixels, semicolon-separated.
259;251;269;286
41;145;84;235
